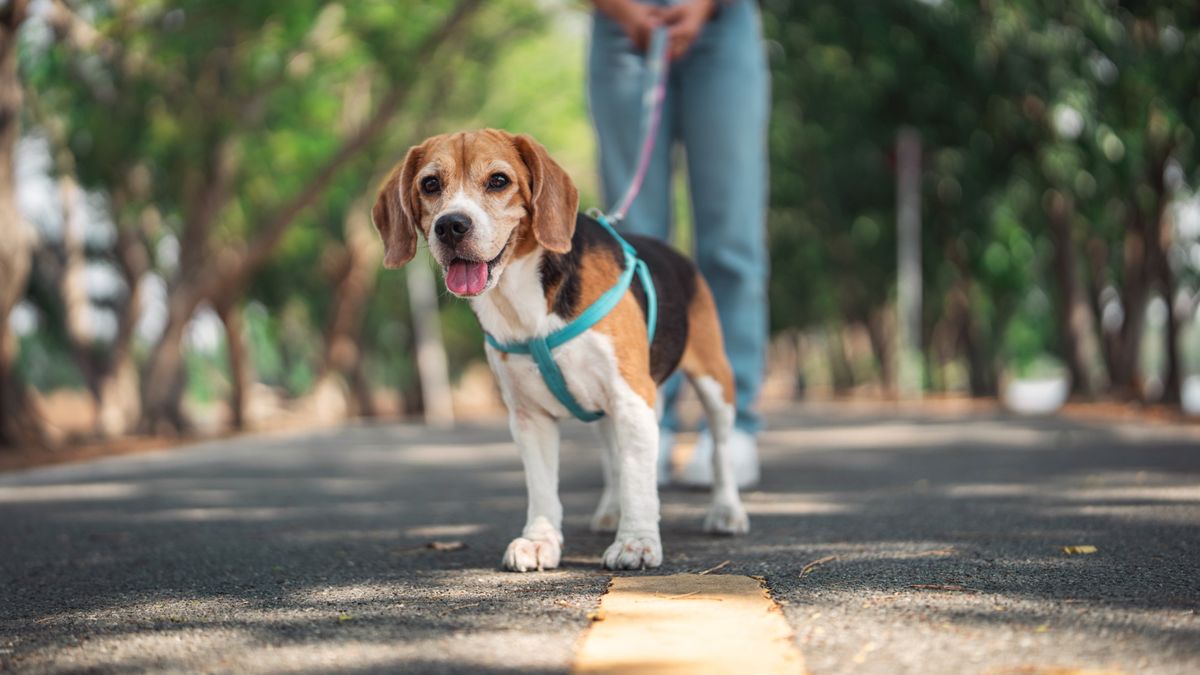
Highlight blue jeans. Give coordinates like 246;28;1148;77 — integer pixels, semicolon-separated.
588;0;770;433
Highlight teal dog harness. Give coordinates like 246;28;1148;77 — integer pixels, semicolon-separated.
483;214;657;422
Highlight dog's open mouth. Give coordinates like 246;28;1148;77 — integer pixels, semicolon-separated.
445;241;509;296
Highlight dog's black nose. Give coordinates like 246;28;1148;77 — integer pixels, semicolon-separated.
434;213;472;245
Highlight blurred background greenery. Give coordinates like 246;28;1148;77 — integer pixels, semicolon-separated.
1;0;1197;449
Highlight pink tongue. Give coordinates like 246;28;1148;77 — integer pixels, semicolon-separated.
446;261;488;295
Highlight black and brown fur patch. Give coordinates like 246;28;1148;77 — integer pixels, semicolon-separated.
536;214;733;407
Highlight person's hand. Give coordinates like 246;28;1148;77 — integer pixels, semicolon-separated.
595;0;664;53
661;0;716;60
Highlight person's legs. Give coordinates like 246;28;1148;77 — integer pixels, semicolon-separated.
676;0;770;435
587;8;673;242
588;9;685;450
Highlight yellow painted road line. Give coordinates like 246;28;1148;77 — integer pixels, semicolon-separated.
573;574;805;674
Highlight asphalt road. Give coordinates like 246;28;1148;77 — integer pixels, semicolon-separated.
2;403;1198;674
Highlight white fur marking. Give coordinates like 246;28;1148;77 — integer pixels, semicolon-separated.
692;375;749;535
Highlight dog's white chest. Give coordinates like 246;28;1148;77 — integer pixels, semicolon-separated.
486;332;617;419
471;251;621;419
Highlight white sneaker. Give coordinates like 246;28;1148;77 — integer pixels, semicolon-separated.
657;428;675;486
676;428;760;489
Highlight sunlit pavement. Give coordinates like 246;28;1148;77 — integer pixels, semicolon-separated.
2;403;1198;674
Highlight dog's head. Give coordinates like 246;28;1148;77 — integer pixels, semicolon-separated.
371;129;579;297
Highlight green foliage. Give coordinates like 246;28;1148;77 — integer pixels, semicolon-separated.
22;0;561;406
184;349;224;405
16;334;85;392
17;0;1200;416
764;0;1200;390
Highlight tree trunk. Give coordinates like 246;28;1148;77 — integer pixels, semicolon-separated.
406;251;455;426
97;354;140;438
826;325;855;394
1154;217;1181;405
864;306;895;396
216;300;250;430
1082;235;1125;391
944;247;995;397
140;293;196;434
1109;151;1176;404
928;274;968;393
1046;190;1109;397
348;359;377;419
55;174;104;399
895;127;923;399
0;1;47;448
961;318;995;397
1110;206;1150;399
958;279;996;397
315;197;381;419
95;228;147;437
1147;140;1182;405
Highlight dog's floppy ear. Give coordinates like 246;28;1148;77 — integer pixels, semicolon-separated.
514;134;579;254
372;142;426;269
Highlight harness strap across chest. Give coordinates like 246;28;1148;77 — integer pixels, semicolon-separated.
483;214;657;422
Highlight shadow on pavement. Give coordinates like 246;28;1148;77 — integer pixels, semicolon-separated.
1;407;1198;672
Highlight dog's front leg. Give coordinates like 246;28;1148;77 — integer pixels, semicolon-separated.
601;393;663;570
501;410;564;572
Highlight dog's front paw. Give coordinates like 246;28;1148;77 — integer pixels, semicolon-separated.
502;537;561;572
602;533;662;570
703;500;750;535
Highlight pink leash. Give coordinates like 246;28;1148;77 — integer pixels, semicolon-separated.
606;27;671;223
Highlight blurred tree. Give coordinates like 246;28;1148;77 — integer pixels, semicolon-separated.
1080;2;1199;402
311;196;380;418
0;0;47;447
247;0;549;423
763;0;1199;405
28;0;490;432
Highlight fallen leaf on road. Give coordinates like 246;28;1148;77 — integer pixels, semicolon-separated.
800;555;837;577
391;540;469;556
1061;545;1097;555
426;541;466;552
910;584;980;593
337;612;353;622
698;560;730;575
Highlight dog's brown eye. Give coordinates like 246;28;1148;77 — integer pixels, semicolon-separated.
487;173;510;191
421;176;441;195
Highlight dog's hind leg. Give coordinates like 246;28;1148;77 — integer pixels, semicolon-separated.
679;277;750;535
590;418;621;532
501;409;565;572
689;372;749;534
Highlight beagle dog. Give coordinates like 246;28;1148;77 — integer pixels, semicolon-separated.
372;129;748;571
